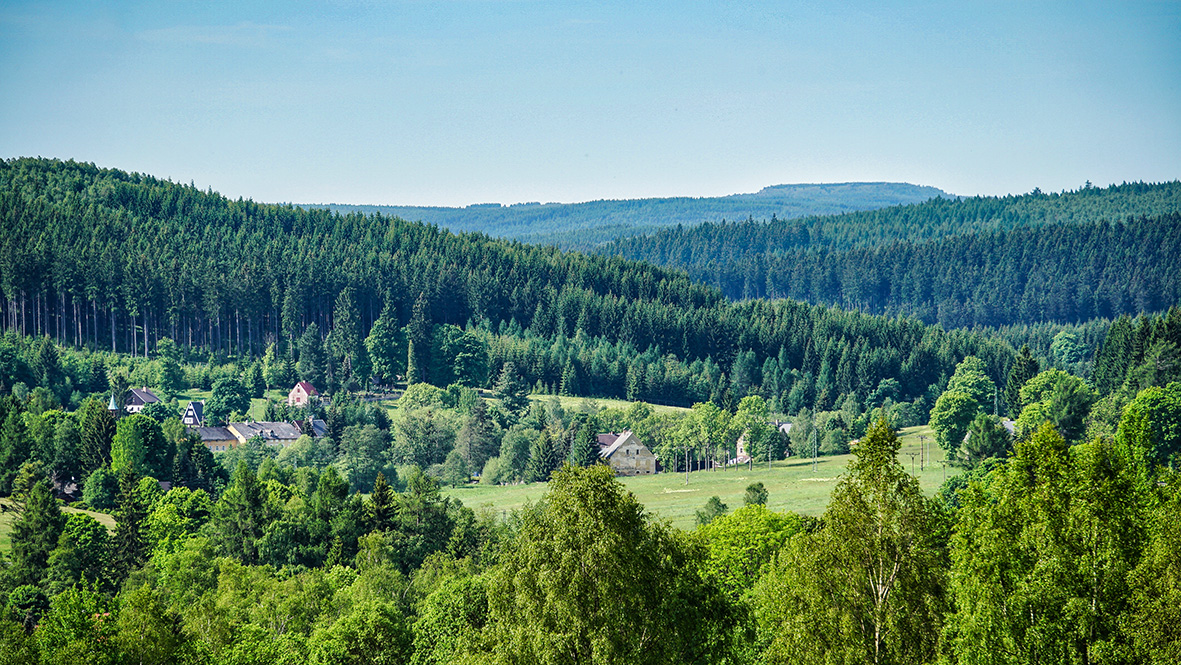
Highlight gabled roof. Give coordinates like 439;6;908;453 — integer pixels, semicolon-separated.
596;432;621;447
229;421;303;441
598;431;637;459
293;381;319;396
127;387;160;404
184;401;204;420
194;426;235;442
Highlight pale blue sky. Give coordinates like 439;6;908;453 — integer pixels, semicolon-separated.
2;1;1178;206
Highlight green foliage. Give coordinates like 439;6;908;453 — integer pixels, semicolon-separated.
1005;344;1040;416
9;478;66;586
205;376;252;426
156;337;185;398
743;481;768;506
411;575;488;665
752;419;948;664
929;390;978;454
366;304;404;385
959;413;1013;468
484;463;734;665
211;462;269;564
695;496;728;526
1115;382;1181;480
307;602;413;665
493;362;529;418
47;513;111;593
82;465;119;510
299;323;328;390
697;504;799;597
110;413;170;478
945;425;1146;662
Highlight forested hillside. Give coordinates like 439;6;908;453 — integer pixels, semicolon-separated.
318;181;949;248
636;214;1181;328
601;182;1181;327
0;158;1011;415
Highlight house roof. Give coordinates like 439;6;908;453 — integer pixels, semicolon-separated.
229;421;303;441
127;387;160;404
184;401;204;419
293;381;319;396
598;431;636;459
596;432;621;447
194;426;235;442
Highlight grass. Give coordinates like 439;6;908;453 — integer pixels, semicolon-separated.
443;425;957;531
173;388;288;421
0;498;117;554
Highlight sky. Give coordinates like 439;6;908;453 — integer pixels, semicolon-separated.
1;1;1179;206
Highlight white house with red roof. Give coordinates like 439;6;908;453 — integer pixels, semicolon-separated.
288;381;320;407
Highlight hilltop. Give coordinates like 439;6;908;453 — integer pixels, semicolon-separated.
306;181;950;248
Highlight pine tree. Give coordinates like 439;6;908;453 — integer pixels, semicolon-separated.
77;396;117;477
494;363;530;417
211;462;267;564
297;323;326;390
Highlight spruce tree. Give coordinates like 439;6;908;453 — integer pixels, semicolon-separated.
525;431;559;483
211;462;267;564
10;478;66;586
366;471;397;533
407;293;432;384
366;303;403;385
0;405;32;493
494;363;530;417
567;422;600;468
111;469;148;582
297;323;326;390
1004;345;1040;416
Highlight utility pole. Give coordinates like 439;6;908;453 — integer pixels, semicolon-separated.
907;452;918;475
919;434;929;472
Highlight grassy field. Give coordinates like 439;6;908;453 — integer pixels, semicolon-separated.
0;498;117;554
444;425;955;531
174;388;287;421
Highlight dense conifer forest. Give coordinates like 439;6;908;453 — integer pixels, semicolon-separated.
600;181;1181;327
1;157;1180;664
0;157;1014;415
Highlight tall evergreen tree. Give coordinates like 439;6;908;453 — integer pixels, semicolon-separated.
111;469;148;582
366;302;403;385
525;430;559;483
407;293;432;385
0;404;31;493
1005;345;1041;416
211;461;268;564
9;478;66;586
77;396;117;477
297;323;326;390
365;471;397;533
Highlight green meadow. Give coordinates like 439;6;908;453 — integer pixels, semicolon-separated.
445;425;956;531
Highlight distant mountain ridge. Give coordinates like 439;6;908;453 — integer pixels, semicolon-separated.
303;181;951;248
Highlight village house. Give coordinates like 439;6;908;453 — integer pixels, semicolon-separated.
181;400;204;427
124;387;160;414
288;381;319;407
196;426;237;452
597;430;657;476
227;421;304;447
736;421;793;464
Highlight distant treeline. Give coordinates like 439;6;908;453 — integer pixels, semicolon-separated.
0;158;1013;415
601;182;1181;327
